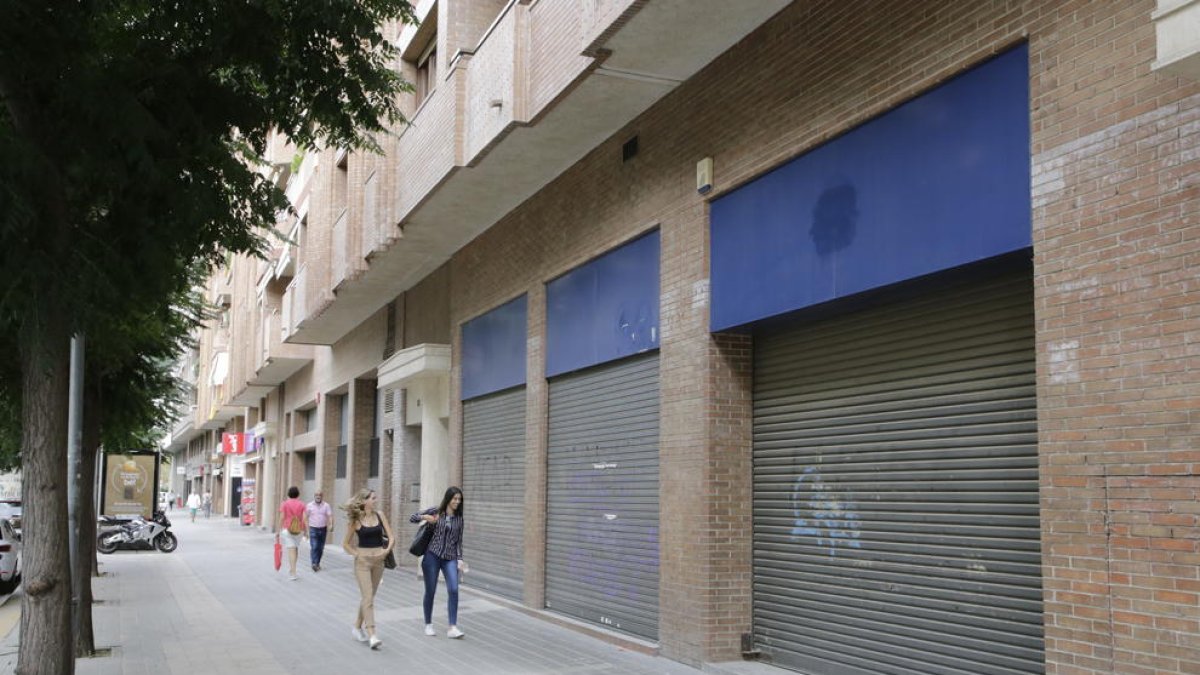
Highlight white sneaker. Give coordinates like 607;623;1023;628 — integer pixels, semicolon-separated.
369;635;382;650
423;624;436;637
288;574;298;581
351;627;368;642
447;626;464;639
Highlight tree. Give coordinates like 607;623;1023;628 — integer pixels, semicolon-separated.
0;2;416;671
74;285;207;656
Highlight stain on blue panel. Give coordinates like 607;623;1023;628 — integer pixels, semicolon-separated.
461;294;527;400
546;231;660;377
710;44;1032;331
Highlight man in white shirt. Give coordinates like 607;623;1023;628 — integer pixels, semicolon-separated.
305;489;334;572
186;492;201;523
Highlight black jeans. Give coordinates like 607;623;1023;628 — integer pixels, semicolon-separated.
309;526;328;566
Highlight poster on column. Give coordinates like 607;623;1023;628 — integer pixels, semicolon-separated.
241;478;256;525
100;450;160;519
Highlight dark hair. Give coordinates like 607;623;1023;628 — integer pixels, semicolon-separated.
437;486;463;517
287;486;299;499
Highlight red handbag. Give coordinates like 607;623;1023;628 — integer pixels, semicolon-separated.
273;535;283;571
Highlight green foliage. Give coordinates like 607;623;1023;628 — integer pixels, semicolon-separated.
0;0;416;344
0;0;416;460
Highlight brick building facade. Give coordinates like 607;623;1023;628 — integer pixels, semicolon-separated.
163;1;1200;673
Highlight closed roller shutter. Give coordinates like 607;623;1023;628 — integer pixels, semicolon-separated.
753;273;1043;675
462;387;526;601
546;353;659;640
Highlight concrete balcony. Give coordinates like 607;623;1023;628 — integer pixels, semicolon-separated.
1153;0;1200;78
290;429;320;452
230;308;314;406
286;0;789;345
164;405;203;453
200;383;241;430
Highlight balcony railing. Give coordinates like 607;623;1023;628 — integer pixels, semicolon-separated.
284;266;307;338
332;209;349;289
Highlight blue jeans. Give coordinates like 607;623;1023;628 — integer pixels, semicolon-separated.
421;552;459;625
309;527;328;566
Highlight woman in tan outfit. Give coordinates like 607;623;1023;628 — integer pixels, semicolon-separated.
342;488;394;650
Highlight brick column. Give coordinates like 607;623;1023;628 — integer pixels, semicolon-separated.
659;201;755;665
349;379;375;495
318;394;338;506
523;283;548;610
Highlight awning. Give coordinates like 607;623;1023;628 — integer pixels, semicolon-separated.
209;352;229;386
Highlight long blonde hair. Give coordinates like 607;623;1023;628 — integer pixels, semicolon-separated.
341;488;376;525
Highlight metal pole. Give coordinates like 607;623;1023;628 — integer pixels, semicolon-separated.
67;335;84;637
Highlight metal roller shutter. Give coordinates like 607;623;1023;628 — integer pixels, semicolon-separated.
546;353;660;640
753;273;1043;675
462;387;526;600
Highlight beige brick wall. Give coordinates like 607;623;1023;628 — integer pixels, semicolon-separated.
527;0;592;119
403;263;451;347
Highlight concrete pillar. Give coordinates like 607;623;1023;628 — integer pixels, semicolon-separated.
414;376;450;509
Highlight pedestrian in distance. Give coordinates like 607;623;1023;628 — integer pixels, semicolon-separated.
411;486;468;639
278;486;307;581
202;491;212;519
343;488;393;651
186;492;201;523
305;489;334;572
166;491;176;512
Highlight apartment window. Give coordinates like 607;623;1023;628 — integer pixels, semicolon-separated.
336;445;348;479
333;150;349;216
406;6;438;108
303;453;316;481
299;407;315;433
369;438;380;479
337;394;349;445
415;40;437;106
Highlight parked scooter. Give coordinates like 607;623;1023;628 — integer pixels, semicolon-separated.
97;511;178;554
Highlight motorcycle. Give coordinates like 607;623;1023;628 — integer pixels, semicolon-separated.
97;511;178;554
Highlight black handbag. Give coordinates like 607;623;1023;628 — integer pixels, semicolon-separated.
380;534;397;569
409;521;434;557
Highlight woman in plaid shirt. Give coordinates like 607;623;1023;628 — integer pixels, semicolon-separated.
411;486;466;639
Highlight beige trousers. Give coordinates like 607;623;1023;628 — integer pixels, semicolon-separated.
354;552;385;630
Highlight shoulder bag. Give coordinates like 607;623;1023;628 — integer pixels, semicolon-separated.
409;521;435;557
380;534;397;569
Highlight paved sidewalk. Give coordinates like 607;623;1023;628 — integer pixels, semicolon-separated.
65;514;709;675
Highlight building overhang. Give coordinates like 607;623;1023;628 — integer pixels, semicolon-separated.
1153;0;1200;78
200;405;241;430
286;0;791;344
228;384;275;407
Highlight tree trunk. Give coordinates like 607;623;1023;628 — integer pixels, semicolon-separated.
73;381;100;656
17;314;73;675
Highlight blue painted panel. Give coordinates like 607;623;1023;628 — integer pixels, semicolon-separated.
461;294;527;400
546;231;660;377
710;45;1031;331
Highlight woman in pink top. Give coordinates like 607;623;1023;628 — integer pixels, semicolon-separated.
278;486;307;580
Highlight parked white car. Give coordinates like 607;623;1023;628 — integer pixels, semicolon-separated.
0;500;20;538
0;518;20;593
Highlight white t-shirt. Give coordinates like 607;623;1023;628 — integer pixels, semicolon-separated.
186;494;201;509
